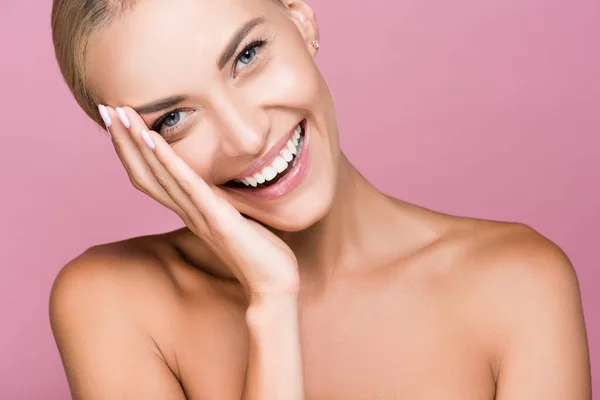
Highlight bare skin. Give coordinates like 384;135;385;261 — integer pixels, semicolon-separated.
49;0;591;398
50;194;591;399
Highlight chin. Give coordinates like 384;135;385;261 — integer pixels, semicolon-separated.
257;183;337;232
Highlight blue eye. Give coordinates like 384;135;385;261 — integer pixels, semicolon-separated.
162;111;182;127
237;47;257;66
151;110;192;134
234;39;267;73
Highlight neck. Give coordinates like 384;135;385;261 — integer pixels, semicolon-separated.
276;154;397;284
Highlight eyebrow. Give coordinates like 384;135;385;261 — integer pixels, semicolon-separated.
131;18;264;115
218;17;265;70
133;95;187;114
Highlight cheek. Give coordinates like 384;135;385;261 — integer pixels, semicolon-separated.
172;132;219;183
254;47;322;109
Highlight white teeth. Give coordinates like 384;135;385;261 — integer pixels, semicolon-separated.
246;176;257;187
237;123;304;187
262;166;277;181
288;141;297;155
253;173;265;184
273;156;288;173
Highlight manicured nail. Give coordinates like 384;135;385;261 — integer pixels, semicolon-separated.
97;104;112;128
115;107;130;128
140;129;155;150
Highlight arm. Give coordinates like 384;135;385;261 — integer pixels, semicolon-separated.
243;294;305;400
492;237;591;399
77;105;306;399
105;105;306;398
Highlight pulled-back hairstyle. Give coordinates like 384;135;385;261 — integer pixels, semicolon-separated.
51;0;142;128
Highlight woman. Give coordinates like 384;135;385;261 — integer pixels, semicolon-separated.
49;0;592;398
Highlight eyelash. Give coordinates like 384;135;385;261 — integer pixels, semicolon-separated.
150;37;270;137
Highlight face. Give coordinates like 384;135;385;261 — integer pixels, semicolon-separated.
86;0;341;232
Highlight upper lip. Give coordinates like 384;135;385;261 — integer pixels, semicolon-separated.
226;121;302;182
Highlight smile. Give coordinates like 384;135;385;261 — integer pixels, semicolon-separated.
224;119;309;199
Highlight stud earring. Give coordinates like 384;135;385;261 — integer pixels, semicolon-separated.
312;40;320;50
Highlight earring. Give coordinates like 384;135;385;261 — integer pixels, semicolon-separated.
312;40;320;50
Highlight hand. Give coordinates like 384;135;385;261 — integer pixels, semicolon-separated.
101;105;300;299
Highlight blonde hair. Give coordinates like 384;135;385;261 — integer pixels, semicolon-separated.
51;0;139;128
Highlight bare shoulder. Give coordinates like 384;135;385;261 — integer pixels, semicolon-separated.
446;218;580;289
48;234;197;398
436;217;585;331
49;230;235;339
49;231;250;398
51;235;174;311
446;218;584;318
49;235;183;342
433;217;591;397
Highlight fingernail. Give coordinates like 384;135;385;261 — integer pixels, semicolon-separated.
115;107;130;129
140;129;156;150
98;104;112;128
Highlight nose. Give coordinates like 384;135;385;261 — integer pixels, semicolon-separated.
211;90;268;158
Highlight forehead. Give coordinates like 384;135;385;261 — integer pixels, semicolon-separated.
86;0;277;106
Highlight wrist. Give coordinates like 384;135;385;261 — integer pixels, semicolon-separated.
246;292;300;327
248;291;299;309
247;282;300;305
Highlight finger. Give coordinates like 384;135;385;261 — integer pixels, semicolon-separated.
117;106;243;235
102;105;187;218
113;106;212;229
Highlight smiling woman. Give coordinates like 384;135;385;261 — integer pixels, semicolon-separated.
48;0;591;399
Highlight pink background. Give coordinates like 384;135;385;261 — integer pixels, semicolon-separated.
1;0;598;397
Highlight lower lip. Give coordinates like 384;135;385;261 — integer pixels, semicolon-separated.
227;123;310;200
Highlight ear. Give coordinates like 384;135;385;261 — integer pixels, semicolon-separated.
280;0;320;56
